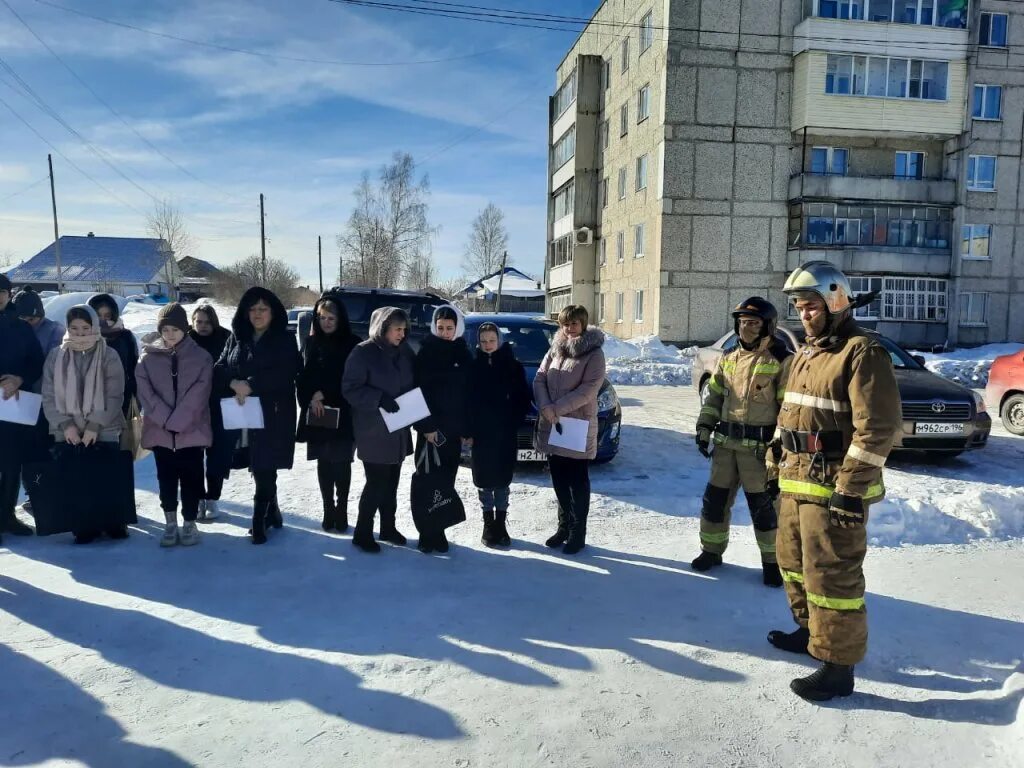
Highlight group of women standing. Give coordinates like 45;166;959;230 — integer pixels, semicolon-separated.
0;276;608;557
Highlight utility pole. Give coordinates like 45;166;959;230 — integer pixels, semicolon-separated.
318;236;323;292
495;250;508;313
47;154;63;294
259;193;266;284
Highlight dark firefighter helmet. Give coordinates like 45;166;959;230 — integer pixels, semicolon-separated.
731;296;778;338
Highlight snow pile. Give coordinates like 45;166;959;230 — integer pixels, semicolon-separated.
603;335;695;386
920;343;1024;387
868;489;1024;547
121;299;234;337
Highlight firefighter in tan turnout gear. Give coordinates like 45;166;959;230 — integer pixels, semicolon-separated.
692;297;792;587
767;261;900;702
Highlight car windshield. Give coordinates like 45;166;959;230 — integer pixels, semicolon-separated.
466;323;555;365
877;337;921;370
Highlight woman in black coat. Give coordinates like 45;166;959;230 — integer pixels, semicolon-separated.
296;293;360;533
467;322;531;547
214;287;300;545
189;304;232;520
87;293;138;415
413;304;472;554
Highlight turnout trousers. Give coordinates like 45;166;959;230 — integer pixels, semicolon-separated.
776;496;868;665
699;446;777;563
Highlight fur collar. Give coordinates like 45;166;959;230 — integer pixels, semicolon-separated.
552;326;605;359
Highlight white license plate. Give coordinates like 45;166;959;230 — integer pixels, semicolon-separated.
517;449;547;462
914;422;965;435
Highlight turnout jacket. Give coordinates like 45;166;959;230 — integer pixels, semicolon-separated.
697;334;792;451
773;317;900;503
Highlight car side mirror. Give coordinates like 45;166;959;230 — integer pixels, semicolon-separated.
912;355;926;367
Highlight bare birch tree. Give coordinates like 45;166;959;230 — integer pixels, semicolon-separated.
146;199;193;291
462;202;509;278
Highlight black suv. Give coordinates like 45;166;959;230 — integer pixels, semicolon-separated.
295;287;446;352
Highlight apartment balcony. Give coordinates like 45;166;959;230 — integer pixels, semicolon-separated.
789;173;956;205
793;16;969;61
548;262;574;291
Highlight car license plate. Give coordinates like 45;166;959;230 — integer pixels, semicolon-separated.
517;449;547;462
914;422;965;435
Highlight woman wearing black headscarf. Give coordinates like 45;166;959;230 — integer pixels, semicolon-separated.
87;293;138;416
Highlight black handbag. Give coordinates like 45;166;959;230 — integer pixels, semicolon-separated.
23;443;137;536
410;442;466;534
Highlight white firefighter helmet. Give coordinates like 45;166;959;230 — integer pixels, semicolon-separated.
783;261;854;314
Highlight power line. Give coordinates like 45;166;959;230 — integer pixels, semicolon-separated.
32;0;513;66
0;174;48;202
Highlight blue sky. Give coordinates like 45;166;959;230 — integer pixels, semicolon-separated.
0;0;597;286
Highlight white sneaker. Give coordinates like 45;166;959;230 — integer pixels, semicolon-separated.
21;500;33;515
196;499;208;521
203;500;220;520
160;523;179;547
179;521;200;547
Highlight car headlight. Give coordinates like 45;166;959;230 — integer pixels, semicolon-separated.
972;391;987;414
597;384;619;412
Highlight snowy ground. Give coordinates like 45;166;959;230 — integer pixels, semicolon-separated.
920;343;1024;388
2;383;1022;767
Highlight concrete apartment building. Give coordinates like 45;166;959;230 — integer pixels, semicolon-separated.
545;0;1024;347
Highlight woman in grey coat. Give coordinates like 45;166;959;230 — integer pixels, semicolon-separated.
534;304;606;555
341;307;415;553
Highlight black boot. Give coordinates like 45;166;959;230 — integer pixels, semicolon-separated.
691;551;723;572
562;510;587;555
495;510;511;547
434;529;449;553
481;510;498;547
417;534;435;553
321;502;337;532
0;510;34;536
267;498;283;529
335;504;349;534
352;512;381;552
545;504;569;548
791;662;855;702
762;562;783;587
378;514;406;546
768;626;811;655
251;503;268;545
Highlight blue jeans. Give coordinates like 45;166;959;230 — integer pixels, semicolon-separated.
477;486;510;513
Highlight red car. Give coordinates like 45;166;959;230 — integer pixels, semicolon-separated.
985;350;1024;435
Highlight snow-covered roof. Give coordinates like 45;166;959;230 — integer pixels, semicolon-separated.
459;267;544;299
7;236;173;284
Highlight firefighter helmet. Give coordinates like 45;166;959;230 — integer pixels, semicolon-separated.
783;261;853;314
731;296;778;338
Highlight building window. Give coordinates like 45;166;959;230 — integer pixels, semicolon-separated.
549;287;571;317
549;234;573;267
600;120;610;151
553;68;578;121
634;222;646;257
817;1;965;28
616;231;625;262
894;151;925;179
599;237;607;266
825;54;947;101
598;292;606;322
637;84;651;122
616;292;624;323
882;277;947;321
602;59;611;91
961;224;991;260
967;155;996;191
634;290;645;321
980;12;1008;47
618;167;627;200
551;182;575;222
600;177;609;209
959;292;989;326
636;154;649;191
620;103;629;137
810;146;848;175
551;126;576;170
621;37;630;72
640;11;654;53
973;84;1002;120
795;202;952;250
848;276;883;319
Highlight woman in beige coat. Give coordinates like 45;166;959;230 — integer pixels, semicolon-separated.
534;304;606;555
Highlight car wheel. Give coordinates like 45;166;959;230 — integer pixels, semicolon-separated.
699;376;710;402
1001;394;1024;436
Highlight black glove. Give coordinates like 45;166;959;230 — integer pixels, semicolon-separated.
766;478;779;500
379;395;400;414
695;428;712;459
828;492;865;529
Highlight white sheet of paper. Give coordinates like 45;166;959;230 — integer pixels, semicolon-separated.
220;397;265;430
380;388;430;433
546;416;589;453
0;390;42;426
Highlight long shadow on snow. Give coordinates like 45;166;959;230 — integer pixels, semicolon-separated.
10;516;1024;725
0;641;193;768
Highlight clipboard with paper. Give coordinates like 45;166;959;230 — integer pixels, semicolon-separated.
220;397;265;430
0;391;42;426
379;388;430;433
547;416;589;453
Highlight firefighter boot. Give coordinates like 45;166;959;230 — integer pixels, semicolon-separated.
791;662;855;702
691;551;723;571
762;562;784;587
767;626;811;656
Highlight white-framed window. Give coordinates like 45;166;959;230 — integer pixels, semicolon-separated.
634;289;645;322
825;54;948;101
634;222;646;257
848;276;882;319
620;103;629;137
551;182;574;221
637;84;651;123
598;292;606;322
972;84;1002;120
549;287;571;317
598;237;607;266
549;235;573;268
618;167;627;200
810;146;848;175
553;68;577;121
551;126;576;170
600;177;609;209
882;277;947;321
967;155;996;191
895;151;925;179
621;37;630;72
980;12;1008;47
600;120;610;151
961;224;991;260
815;1;967;29
959;292;989;327
639;11;654;53
616;292;624;323
616;231;625;262
636;154;649;191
